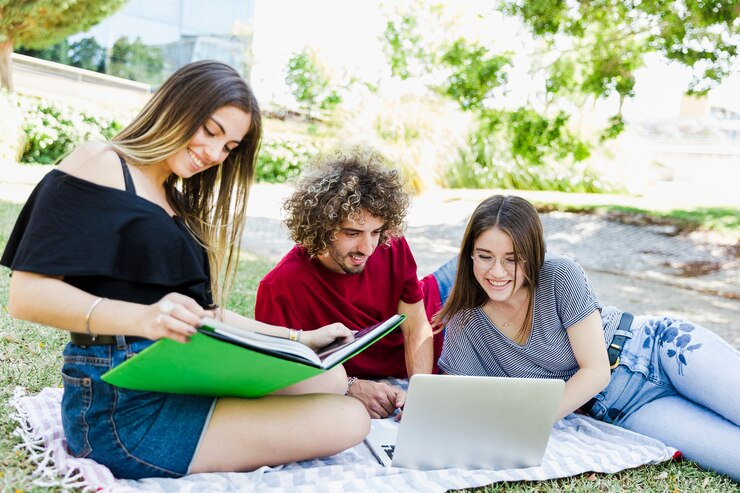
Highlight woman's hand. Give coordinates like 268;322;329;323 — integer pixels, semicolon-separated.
139;293;214;343
300;323;355;351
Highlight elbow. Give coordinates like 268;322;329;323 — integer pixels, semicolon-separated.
7;287;27;321
596;366;611;392
6;274;34;321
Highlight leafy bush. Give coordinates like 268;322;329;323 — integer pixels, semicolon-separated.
255;136;318;183
446;124;613;193
16;95;126;164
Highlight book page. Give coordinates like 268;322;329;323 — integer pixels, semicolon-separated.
200;317;321;366
317;314;404;368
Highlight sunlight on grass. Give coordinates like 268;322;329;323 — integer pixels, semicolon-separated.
533;202;740;238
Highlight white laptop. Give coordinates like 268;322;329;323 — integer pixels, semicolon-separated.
365;374;565;470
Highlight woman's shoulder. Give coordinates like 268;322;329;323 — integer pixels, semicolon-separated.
56;141;127;191
543;253;584;274
540;253;591;292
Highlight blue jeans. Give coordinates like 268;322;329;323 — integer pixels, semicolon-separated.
61;337;216;479
586;316;740;481
432;256;457;306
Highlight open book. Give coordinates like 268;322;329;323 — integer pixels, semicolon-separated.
102;314;405;398
199;314;405;369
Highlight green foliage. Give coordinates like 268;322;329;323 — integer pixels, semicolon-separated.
380;0;739;192
17;39;71;65
285;49;342;114
440;40;512;111
108;36;164;84
17;36;106;73
255;136;318;184
447;121;607;193
600;115;625;143
483;108;591;166
0;0;126;50
0;0;125;89
382;15;430;80
501;0;739;95
15;95;126;164
69;37;106;73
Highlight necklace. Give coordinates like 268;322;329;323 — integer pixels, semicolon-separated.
485;293;529;330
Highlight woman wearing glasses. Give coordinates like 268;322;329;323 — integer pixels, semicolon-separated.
434;195;739;481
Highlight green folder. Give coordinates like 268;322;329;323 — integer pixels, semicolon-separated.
102;314;405;398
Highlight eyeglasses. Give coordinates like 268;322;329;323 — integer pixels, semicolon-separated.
470;253;525;272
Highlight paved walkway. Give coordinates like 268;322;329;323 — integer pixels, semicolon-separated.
243;185;739;348
1;164;737;347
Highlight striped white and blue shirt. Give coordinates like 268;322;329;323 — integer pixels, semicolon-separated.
438;253;621;380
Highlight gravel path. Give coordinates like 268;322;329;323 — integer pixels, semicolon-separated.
242;185;739;348
1;168;736;347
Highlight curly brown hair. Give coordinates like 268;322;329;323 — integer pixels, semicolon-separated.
283;148;411;257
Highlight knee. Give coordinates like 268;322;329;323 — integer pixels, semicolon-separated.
326;365;349;395
340;396;371;444
351;399;372;442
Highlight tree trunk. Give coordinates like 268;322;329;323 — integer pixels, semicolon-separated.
0;38;15;92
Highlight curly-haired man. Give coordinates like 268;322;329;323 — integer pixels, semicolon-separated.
255;149;454;418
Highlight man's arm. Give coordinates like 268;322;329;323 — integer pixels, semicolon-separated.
397;299;434;376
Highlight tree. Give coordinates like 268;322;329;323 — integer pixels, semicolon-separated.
381;1;739;188
70;37;106;73
16;36;105;74
17;39;71;65
0;0;126;91
285;48;342;117
108;36;164;83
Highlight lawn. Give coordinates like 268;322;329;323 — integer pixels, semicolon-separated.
0;199;736;492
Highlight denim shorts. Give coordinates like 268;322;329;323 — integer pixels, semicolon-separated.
61;337;216;479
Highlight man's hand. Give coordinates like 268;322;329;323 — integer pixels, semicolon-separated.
348;379;405;418
300;322;354;350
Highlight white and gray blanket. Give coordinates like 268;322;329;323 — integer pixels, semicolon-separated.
9;386;677;492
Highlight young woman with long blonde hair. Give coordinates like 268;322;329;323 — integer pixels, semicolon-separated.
2;61;369;479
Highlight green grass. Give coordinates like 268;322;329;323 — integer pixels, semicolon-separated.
533;202;740;239
0;199;737;491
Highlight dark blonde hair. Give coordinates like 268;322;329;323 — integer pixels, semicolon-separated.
434;195;545;342
283;148;410;257
110;60;262;304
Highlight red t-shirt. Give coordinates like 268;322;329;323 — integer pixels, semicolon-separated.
255;237;442;378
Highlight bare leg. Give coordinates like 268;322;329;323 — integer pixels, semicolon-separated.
189;392;369;473
272;364;348;396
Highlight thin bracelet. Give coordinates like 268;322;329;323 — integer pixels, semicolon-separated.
345;376;358;396
85;297;105;341
288;328;299;342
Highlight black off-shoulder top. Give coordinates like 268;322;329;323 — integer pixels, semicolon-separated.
0;164;214;308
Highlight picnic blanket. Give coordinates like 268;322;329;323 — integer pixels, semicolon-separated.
9;386;678;492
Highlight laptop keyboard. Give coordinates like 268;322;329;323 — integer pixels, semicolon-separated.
381;444;395;460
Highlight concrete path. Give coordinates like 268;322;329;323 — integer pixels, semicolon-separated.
1;164;737;347
243;184;739;348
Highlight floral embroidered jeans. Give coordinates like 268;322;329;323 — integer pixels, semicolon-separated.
586;315;740;481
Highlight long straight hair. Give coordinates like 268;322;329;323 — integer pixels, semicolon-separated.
434;195;545;343
109;61;262;305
